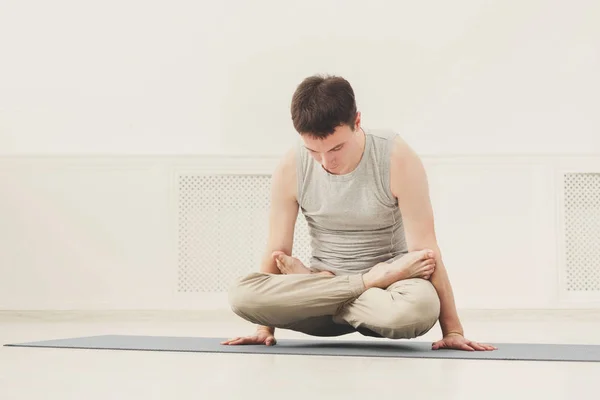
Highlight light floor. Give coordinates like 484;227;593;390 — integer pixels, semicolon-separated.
1;309;599;400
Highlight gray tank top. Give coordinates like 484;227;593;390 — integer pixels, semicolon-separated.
295;128;408;275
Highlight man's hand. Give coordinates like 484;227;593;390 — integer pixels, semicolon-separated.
432;333;497;351
221;329;276;346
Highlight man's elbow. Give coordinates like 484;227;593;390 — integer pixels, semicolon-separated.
408;239;441;258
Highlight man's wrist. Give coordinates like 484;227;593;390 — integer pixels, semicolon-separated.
257;325;275;334
441;321;464;337
440;317;464;337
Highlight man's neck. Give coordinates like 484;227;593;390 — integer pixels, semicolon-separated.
340;128;366;175
352;127;367;167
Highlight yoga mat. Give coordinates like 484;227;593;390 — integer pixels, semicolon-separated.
5;335;600;362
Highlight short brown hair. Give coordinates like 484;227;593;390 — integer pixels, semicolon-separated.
290;74;357;138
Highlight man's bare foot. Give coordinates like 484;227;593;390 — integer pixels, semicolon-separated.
271;251;335;276
272;251;311;274
362;250;436;289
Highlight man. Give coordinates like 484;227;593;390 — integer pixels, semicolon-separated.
222;75;496;351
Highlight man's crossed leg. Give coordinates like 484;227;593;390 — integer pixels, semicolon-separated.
225;250;441;342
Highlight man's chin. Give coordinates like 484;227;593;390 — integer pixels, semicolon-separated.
324;166;340;174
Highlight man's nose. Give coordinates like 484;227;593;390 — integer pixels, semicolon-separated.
323;153;335;163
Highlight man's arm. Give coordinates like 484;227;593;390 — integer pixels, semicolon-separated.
256;147;300;334
389;137;463;336
389;137;496;351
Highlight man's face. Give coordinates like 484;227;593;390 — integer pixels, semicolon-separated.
301;124;362;175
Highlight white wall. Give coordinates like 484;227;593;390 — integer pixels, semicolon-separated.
1;0;599;156
1;1;599;311
0;154;599;311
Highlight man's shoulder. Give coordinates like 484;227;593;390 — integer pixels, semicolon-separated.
364;128;410;160
388;133;425;184
275;146;297;178
365;127;399;142
271;146;298;199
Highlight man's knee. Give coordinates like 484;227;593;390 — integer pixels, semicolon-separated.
408;280;440;335
228;272;268;319
229;272;324;330
385;279;441;339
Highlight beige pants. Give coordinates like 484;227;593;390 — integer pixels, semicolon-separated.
228;271;440;339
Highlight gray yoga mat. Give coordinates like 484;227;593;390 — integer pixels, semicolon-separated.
5;335;600;362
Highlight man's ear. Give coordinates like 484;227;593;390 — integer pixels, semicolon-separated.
354;111;362;129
